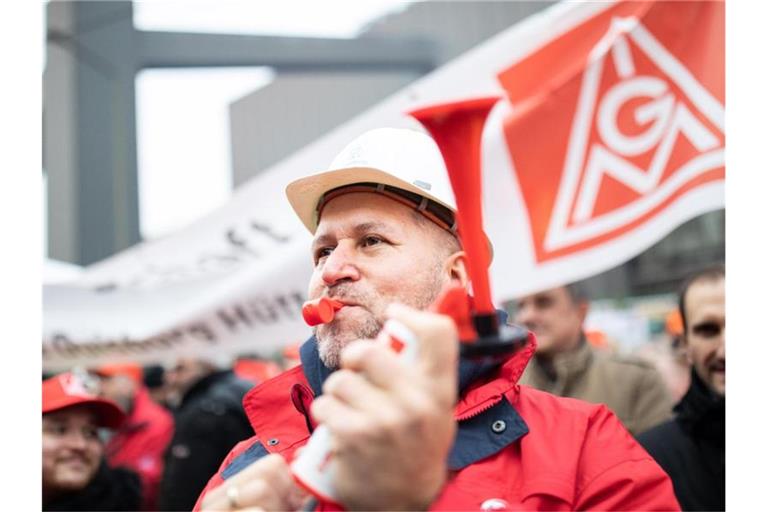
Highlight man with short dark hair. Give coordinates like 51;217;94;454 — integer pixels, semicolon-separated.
514;284;673;434
638;265;725;511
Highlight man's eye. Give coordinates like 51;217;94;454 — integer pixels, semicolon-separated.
361;235;383;247
45;424;68;436
692;322;722;337
315;247;334;261
83;427;100;441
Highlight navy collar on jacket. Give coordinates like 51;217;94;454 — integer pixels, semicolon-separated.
298;309;528;471
222;311;528;480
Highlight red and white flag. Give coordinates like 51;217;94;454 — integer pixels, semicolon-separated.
484;1;724;296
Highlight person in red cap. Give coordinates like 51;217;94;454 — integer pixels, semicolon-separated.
92;363;174;511
43;372;141;511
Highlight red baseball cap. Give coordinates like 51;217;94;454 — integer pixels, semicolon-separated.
43;372;126;429
92;362;143;384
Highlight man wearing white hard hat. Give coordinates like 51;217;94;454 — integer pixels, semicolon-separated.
195;128;678;511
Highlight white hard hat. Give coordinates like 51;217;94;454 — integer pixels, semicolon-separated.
285;127;493;258
286;128;457;232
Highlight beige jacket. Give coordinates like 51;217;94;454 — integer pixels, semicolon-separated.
519;338;673;435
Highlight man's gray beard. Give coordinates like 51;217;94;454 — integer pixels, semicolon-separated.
313;262;445;370
315;315;383;370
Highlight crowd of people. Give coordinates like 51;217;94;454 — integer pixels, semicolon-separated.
42;128;725;511
42;355;287;511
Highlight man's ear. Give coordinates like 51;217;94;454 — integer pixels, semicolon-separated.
444;251;469;288
576;300;589;323
678;331;692;363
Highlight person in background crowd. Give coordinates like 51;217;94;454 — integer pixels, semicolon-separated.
142;364;174;411
194;128;678;511
92;363;174;511
514;283;673;435
158;357;254;511
635;309;692;402
638;265;725;511
43;372;141;511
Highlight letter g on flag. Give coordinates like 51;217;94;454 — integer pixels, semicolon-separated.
496;1;724;264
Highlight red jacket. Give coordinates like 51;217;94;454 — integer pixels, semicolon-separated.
195;334;679;511
106;386;174;511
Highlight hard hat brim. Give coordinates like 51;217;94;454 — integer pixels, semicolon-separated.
286;166;456;234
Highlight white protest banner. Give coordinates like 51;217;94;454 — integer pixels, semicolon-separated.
44;1;724;370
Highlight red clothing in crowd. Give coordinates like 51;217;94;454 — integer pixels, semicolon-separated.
106;386;174;510
194;333;680;510
234;358;282;385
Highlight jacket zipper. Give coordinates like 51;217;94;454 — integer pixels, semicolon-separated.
455;395;503;422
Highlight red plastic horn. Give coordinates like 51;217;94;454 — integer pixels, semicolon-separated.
302;297;344;326
409;97;500;325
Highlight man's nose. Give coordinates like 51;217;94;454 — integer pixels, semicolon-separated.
321;242;360;286
64;431;91;451
514;305;535;327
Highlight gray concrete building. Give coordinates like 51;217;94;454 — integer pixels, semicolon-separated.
230;1;554;186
